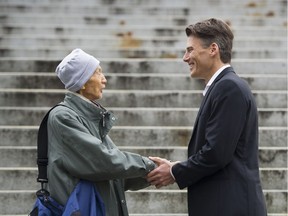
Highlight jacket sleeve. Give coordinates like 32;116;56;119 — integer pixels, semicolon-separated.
172;79;249;189
48;108;155;182
124;177;151;191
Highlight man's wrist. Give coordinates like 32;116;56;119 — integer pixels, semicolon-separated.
169;161;180;180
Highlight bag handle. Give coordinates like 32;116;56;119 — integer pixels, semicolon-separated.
37;105;61;187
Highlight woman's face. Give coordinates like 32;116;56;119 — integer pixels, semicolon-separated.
80;66;107;101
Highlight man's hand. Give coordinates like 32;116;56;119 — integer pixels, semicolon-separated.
147;156;178;188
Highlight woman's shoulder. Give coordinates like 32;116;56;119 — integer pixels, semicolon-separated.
49;104;78;121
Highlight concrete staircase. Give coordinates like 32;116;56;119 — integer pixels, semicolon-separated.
0;0;287;215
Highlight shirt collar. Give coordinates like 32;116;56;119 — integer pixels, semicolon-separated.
203;64;230;96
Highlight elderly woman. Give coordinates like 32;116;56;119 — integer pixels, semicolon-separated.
47;48;155;215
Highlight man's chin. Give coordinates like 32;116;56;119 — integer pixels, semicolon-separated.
190;71;196;78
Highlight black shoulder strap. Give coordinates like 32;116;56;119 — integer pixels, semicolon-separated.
37;104;61;184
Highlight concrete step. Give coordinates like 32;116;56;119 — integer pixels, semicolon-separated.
0;169;275;191
128;189;287;215
1;25;286;38
1;14;287;28
0;72;287;91
0;107;286;127
0;90;286;109
0;0;286;7
0;0;285;7
0;1;286;19
1;36;286;50
0;46;286;59
1;126;286;148
0;189;286;214
0;146;286;168
0;59;287;75
1;167;287;190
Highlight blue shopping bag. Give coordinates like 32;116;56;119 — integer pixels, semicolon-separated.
29;188;64;216
29;180;105;216
63;180;105;216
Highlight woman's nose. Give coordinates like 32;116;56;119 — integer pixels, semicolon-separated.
102;75;107;84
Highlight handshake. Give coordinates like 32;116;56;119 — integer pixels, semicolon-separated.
146;156;180;189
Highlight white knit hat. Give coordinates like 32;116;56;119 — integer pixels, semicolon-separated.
55;48;100;92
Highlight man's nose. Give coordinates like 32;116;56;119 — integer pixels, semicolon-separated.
183;52;189;62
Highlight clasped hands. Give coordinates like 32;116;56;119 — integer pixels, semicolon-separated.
147;156;179;189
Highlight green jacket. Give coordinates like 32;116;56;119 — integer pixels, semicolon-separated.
47;92;155;216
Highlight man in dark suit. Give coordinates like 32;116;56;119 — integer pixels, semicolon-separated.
147;18;267;215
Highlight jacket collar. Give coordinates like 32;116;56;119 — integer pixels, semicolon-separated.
203;65;231;96
203;66;235;100
62;92;117;138
63;92;104;119
195;67;235;124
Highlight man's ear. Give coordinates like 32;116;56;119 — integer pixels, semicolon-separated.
210;43;219;56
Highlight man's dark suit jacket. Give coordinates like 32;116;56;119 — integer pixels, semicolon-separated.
172;67;267;215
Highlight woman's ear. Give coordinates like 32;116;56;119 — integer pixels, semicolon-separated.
78;85;86;95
